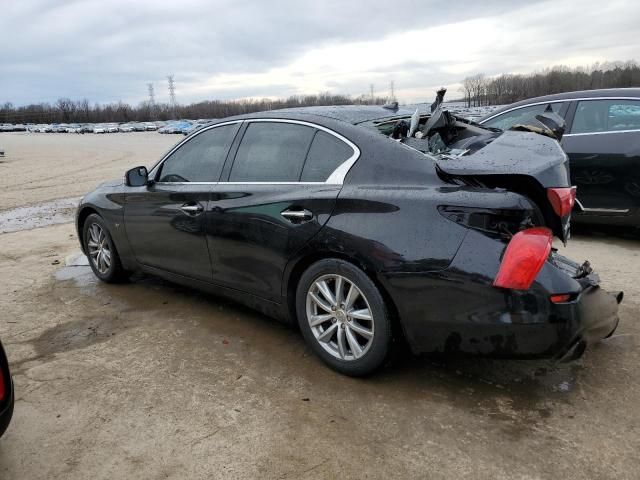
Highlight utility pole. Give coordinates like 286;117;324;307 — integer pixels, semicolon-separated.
167;75;177;118
147;83;156;120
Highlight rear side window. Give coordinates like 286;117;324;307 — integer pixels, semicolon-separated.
571;99;640;134
301;131;354;182
158;124;238;182
483;103;563;130
229;122;315;182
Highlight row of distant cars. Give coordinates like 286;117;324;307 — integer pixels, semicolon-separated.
0;119;213;135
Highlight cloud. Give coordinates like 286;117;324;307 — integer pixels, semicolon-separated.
0;0;638;105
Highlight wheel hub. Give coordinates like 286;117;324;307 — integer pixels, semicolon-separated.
306;274;375;361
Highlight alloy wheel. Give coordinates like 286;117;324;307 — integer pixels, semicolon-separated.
87;223;112;275
306;274;375;361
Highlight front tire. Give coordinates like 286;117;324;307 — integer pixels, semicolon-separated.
296;259;392;376
83;213;128;283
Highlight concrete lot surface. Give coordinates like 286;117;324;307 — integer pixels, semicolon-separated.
0;132;639;479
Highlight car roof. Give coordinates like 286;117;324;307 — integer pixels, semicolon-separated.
482;88;640;120
224;104;426;126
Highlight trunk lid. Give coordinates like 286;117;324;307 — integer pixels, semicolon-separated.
435;131;573;243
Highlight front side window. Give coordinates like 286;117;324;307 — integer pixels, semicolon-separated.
571;99;640;134
229;122;315;182
483;102;563;130
158;123;239;182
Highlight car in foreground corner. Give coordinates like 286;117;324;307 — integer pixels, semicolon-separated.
75;93;622;376
479;88;640;229
0;338;13;438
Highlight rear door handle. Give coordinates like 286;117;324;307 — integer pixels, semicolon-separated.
281;208;313;222
180;202;204;215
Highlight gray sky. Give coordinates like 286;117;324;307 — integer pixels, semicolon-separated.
1;0;639;106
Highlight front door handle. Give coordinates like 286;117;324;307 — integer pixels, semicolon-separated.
281;208;313;222
180;203;204;215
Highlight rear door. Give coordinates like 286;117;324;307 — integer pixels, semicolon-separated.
207;119;358;302
124;122;240;281
563;98;640;217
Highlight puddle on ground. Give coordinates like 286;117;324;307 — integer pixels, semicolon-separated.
0;197;81;233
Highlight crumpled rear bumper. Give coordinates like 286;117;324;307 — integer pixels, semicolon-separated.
554;285;622;360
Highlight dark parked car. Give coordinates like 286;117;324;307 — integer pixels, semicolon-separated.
76;102;621;375
0;338;13;438
479;88;640;229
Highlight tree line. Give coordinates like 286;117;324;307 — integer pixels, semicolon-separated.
0;93;387;124
459;60;640;107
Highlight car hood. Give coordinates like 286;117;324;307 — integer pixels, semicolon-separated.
97;178;123;189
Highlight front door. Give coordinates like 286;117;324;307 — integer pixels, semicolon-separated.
124;122;241;280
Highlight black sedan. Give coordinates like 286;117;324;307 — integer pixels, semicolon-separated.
0;338;13;438
479;88;640;229
76;102;622;375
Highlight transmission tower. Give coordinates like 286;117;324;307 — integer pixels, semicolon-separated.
147;83;155;105
167;75;177;117
147;83;156;120
389;80;396;102
370;84;375;104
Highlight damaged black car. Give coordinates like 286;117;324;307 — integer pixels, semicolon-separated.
75;91;622;376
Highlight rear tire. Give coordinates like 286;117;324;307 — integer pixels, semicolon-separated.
296;259;392;376
83;213;128;283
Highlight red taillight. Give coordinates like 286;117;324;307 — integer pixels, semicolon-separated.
547;187;576;217
493;227;552;290
550;294;571;304
0;369;5;401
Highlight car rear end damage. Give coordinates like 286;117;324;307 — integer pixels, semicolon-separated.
382;227;622;358
369;92;622;359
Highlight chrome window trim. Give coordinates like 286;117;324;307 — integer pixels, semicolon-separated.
575;198;630;214
564;128;640;137
480;96;640;125
151;118;360;185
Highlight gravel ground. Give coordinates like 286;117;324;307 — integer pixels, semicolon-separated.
0;132;638;479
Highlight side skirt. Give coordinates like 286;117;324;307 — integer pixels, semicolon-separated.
138;264;292;324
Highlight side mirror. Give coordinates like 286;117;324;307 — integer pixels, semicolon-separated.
125;166;149;187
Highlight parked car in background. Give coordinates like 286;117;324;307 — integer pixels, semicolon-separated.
132;122;147;132
119;124;134;133
92;124;106;134
480;88;640;229
76;102;621;376
144;122;158;131
0;338;14;438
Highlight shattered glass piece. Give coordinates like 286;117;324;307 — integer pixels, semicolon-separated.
408;108;420;138
428;133;448;154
